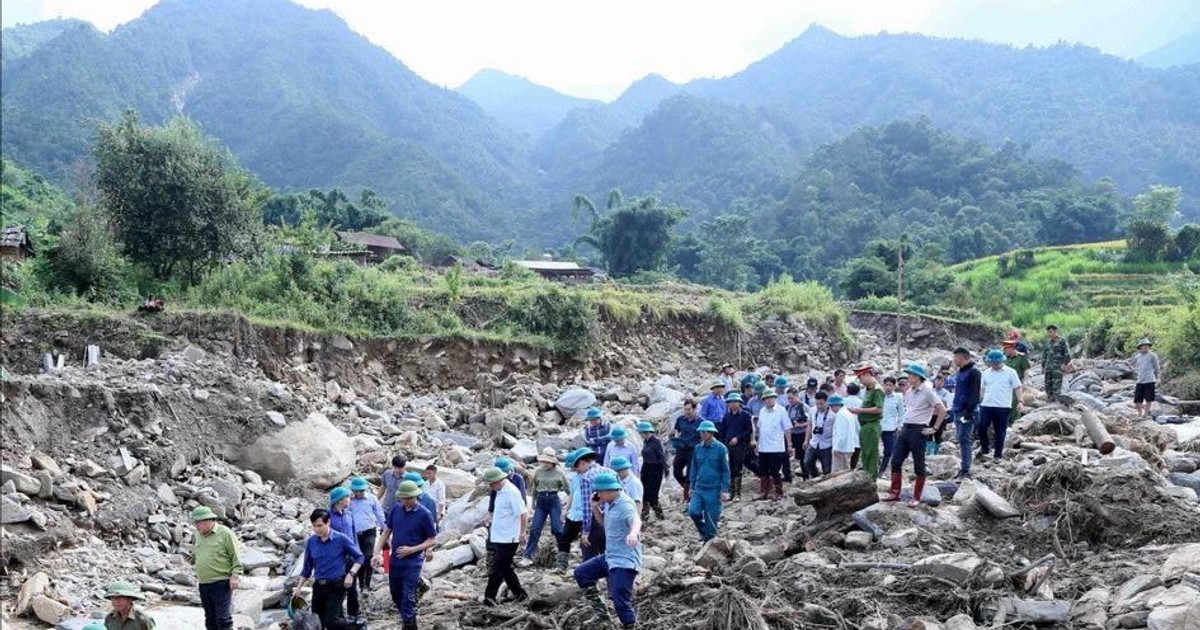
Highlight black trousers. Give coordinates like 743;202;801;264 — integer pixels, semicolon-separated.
758;452;785;480
344;560;360;617
891;424;928;476
356;530;377;590
312;580;357;630
641;463;665;508
558;518;606;559
484;542;526;601
727;442;749;479
672;447;693;486
198;580;233;630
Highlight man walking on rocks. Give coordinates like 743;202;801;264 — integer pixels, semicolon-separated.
524;448;567;562
882;365;946;508
422;465;447;522
717;363;736;392
950;347;982;479
295;509;366;630
719;392;753;500
1134;338;1161;418
483;467;529;606
979;349;1023;464
348;478;385;595
604;427;641;475
373;481;437;630
379;456;407;514
584;408;612;462
190;506;242;630
611;457;644;512
688;421;730;541
672;401;702;504
574;473;643;629
1041;325;1072;398
329;487;363;621
700;380;727;426
562;448;616;563
637;421;667;520
849;364;885;479
104;582;156;630
754;389;791;500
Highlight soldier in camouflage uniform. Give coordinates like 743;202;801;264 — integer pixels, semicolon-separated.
1040;325;1072;399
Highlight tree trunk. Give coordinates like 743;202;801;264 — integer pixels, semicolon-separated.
1080;408;1115;455
991;598;1070;625
786;472;879;554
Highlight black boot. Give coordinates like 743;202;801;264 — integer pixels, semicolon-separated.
582;585;611;622
641;505;650;522
653;504;664;520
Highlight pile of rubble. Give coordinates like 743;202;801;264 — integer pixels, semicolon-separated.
1;313;1198;630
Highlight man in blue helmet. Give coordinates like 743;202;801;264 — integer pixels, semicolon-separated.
584;408;612;462
574;473;642;629
603;427;641;475
328;487;362;622
979;349;1022;464
719;392;753;500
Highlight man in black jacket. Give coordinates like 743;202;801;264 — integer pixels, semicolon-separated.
949;347;982;480
719;393;754;501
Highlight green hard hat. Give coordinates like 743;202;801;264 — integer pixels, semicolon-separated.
105;582;146;600
396;480;422;499
190;506;219;522
483;467;507;483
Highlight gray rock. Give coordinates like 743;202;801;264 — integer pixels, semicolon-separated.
192;388;211;401
912;553;981;585
32;594;68;624
510;439;539;463
432;431;483;449
237;412;355;489
180;345;207;362
265;411;287;427
537;430;584;454
0;464;42;496
554;387;597;418
204;478;244;514
241;547;281;571
0;495;31;524
1167;472;1200;494
31;451;63;476
844;531;872;550
882;527;921;550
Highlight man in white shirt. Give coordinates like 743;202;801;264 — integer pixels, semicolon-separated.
754;390;792;500
422;465;447;522
483;467;528;606
829;395;860;474
879;376;905;477
978;349;1023;464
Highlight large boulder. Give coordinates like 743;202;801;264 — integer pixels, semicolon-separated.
437;467;479;500
238;413;354;489
555;388;596;419
439;495;489;540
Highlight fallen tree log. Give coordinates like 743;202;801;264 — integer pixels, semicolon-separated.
973;483;1020;519
990;598;1070;625
1080;408;1115;455
785;472;879;554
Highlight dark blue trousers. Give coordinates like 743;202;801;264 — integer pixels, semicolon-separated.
389;562;423;622
198;580;233;630
574;554;638;626
524;492;564;558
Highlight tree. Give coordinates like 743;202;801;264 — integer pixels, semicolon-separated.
44;205;131;300
93;111;262;284
1125;220;1172;262
263;188;390;231
1130;185;1182;225
839;256;894;299
572;190;685;277
1169;224;1200;262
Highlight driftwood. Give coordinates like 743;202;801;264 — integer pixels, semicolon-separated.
991;598;1071;625
852;509;885;541
1080;408;1116;455
972;483;1020;519
786;473;879;554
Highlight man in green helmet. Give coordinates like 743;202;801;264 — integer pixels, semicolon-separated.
189;506;243;630
104;582;156;630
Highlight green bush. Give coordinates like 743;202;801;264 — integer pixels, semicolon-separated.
41;207;136;304
508;287;595;353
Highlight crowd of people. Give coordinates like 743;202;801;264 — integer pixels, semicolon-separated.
94;327;1164;630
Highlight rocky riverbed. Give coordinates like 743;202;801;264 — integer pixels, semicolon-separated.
1;311;1198;629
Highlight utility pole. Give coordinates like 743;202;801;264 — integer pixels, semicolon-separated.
896;236;906;373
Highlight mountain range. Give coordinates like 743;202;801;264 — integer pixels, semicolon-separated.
2;0;1199;247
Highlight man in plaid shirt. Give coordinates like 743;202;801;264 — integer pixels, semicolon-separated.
584;407;612;462
575;451;616;562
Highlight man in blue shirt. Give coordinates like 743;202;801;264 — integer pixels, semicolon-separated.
328;487;362;621
373;481;437;630
672;400;703;503
584;408;612;462
689;421;731;542
348;477;385;595
719;393;753;500
699;380;727;425
294;509;365;630
574;473;642;629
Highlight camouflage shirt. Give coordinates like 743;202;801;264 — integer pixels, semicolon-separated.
1041;338;1071;371
105;607;157;630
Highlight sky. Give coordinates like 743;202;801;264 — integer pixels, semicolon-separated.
3;0;1199;101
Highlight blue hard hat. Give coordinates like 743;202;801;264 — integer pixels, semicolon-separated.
725;393;743;403
829;395;844;406
349;477;369;492
636;421;655;433
611;456;632;471
697;421;719;434
610;427;627;440
775;376;789;387
566;447;596;468
985;349;1005;363
494;457;514;472
904;363;928;380
329;487;351;505
592;473;622;492
587;407;602;419
403;471;426;487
